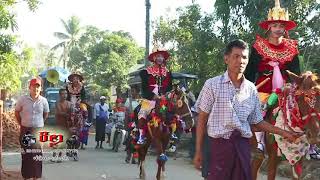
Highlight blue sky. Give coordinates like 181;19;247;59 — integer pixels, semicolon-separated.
13;0;215;48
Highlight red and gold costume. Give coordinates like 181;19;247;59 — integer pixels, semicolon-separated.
244;1;319;178
246;35;300;94
245;0;301;109
137;48;174;145
140;65;172;100
245;0;301;153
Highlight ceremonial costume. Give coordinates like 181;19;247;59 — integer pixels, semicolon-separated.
66;73;88;149
244;0;318;178
137;48;174;144
245;0;300;153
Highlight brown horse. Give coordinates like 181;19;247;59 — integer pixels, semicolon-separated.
136;91;193;180
251;71;320;180
137;98;171;180
171;89;194;131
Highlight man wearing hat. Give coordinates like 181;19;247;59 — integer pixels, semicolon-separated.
137;47;173;145
15;77;49;180
94;96;109;148
244;1;310;179
245;0;300;94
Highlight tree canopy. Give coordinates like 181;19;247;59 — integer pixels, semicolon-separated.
153;1;320;93
67;26;144;91
0;0;40;92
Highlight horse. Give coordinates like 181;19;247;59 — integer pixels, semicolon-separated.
136;91;193;180
251;71;320;180
171;89;195;131
166;88;195;156
136;97;171;180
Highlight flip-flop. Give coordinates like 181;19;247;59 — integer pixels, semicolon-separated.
257;142;265;152
314;146;320;154
309;153;320;160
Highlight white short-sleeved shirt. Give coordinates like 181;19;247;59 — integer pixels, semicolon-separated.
196;71;263;139
15;95;50;128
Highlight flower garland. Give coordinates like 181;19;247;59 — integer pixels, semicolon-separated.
67;82;83;95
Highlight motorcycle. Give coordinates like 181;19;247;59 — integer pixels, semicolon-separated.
109;112;126;152
66;127;81;161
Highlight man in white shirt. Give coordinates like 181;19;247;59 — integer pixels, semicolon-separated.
15;77;49;180
94;96;109;148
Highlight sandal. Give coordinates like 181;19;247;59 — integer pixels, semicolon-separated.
309;153;320;160
257;142;265;152
314;146;320;154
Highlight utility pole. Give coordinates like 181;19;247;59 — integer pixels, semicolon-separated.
145;0;151;67
0;100;3;175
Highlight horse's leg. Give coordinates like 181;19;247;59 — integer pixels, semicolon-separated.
250;133;265;180
125;145;131;163
251;154;264;180
152;126;168;180
161;133;170;179
138;141;150;179
266;133;280;180
139;160;145;179
291;160;302;180
138;150;146;179
154;134;163;180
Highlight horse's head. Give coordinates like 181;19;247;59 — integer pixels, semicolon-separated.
169;89;194;130
287;70;320;145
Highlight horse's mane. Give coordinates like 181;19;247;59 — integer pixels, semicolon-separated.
297;71;320;91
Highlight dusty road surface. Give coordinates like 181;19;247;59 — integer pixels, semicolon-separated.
3;134;289;180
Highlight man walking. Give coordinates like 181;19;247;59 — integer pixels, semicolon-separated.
193;40;300;180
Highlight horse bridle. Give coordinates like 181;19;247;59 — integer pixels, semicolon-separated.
176;92;193;118
294;89;320;126
280;85;320;131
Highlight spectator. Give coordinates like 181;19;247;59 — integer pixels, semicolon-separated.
93;96;109;149
53;88;72;162
15;77;49;180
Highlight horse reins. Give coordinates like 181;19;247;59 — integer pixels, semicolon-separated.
280;86;320;131
295;90;320;125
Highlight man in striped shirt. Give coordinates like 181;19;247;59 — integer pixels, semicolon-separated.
193;39;300;180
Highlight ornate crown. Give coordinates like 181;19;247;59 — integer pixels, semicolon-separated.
259;0;296;30
267;0;289;21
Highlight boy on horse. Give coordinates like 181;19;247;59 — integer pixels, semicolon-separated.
136;47;176;145
245;0;319;179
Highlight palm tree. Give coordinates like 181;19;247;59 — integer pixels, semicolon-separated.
51;16;82;69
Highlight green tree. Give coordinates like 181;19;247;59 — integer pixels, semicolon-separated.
69;26;144;91
214;0;320;71
52;16;82;69
1;1;40;173
153;4;225;93
0;45;36;92
153;1;319;93
0;0;40;92
32;43;58;69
